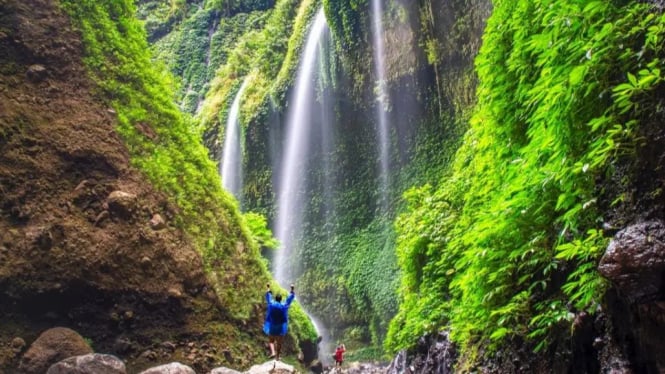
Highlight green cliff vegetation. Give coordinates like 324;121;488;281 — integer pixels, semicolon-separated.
299;0;489;356
129;0;665;366
137;0;274;113
386;0;665;365
193;0;487;356
198;0;318;134
197;0;321;218
59;0;316;351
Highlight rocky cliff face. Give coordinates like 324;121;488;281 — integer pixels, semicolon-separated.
0;0;277;372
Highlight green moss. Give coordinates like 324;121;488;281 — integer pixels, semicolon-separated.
387;0;665;361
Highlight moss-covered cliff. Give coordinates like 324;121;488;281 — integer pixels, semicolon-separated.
135;0;665;370
177;0;490;358
388;0;665;372
136;0;276;114
0;0;315;371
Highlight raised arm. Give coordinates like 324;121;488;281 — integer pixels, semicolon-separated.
285;284;295;307
266;283;273;303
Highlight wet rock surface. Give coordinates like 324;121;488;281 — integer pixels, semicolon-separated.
385;332;455;374
597;221;665;373
599;220;665;303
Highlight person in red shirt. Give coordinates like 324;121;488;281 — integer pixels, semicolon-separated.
334;343;346;368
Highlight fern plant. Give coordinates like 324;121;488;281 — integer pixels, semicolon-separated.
387;0;665;362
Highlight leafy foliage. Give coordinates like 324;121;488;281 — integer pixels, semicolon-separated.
243;211;280;249
387;0;665;360
141;1;271;114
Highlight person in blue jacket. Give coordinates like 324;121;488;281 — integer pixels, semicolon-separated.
264;283;295;360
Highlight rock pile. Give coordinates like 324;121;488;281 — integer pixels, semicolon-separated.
9;327;304;374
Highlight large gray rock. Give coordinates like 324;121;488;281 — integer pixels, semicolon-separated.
138;362;196;374
46;353;126;374
599;220;665;303
208;367;242;374
244;360;295;374
19;327;93;374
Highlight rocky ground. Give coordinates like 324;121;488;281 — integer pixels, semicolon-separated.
0;325;362;374
12;328;292;373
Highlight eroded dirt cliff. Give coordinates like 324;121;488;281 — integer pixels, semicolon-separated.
0;0;270;372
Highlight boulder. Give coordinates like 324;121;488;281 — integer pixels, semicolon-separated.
19;327;93;374
138;362;196;374
386;331;455;374
106;191;137;219
26;64;47;82
244;360;295;374
46;353;126;374
208;367;242;374
599;220;665;303
149;213;166;230
298;336;318;364
308;359;323;374
11;337;26;354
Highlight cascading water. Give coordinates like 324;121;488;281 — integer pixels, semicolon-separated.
220;79;248;200
317;30;336;240
272;7;332;360
371;0;391;209
196;17;219;113
314;25;336;364
273;8;328;284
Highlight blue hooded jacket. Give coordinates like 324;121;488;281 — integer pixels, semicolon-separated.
263;290;295;336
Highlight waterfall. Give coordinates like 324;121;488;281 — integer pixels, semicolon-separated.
317;29;336;240
371;0;391;209
273;8;328;285
196;16;219;113
220;79;249;201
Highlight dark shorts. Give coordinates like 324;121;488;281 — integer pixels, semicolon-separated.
269;324;286;336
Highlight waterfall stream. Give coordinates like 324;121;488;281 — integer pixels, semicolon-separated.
273;8;328;284
221;79;248;201
272;7;332;361
371;0;391;210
